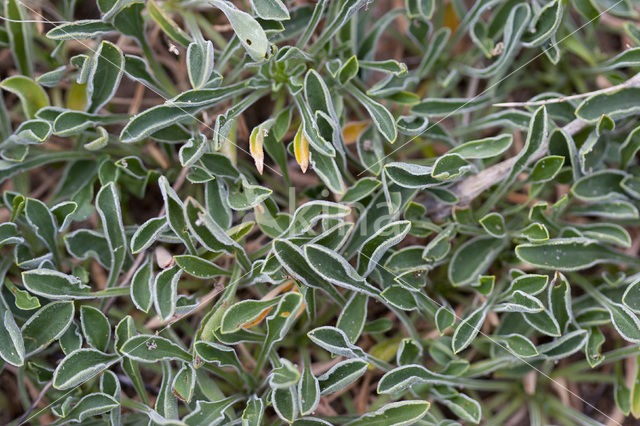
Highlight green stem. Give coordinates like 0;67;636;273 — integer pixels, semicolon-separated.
552;345;640;377
484;395;525;426
141;40;177;97
92;287;131;298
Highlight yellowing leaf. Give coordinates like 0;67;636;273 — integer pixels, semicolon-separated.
0;76;49;118
250;125;265;175
293;124;309;173
443;2;459;32
342;121;369;144
66;82;87;111
243;282;305;329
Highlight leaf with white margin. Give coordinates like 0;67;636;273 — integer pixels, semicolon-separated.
304;244;381;296
208;0;270;61
53;348;120;390
119;335;191;363
345;400;430;426
0;292;24;366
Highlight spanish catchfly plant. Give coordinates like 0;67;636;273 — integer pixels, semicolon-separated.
2;0;640;424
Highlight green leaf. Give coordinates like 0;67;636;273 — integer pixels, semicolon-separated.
159;176;195;253
346;400;430;426
308;326;366;359
0;222;23;247
381;286;418;311
304;244;381;296
220;298;280;334
348;84;397;143
271;358;301;389
463;4;531;77
22;301;74;356
384;162;440;189
59;321;83;355
172;364;196;403
572;170;627;202
378;364;461;393
575;223;632;248
86;41;124;113
272;239;346;303
548;272;572;333
342;178;381;203
357;220;411;276
449;134;513;159
209;0;271;61
483;106;548;212
272;386;298;423
576;87;640;122
515;238;630;271
439;393;481;424
632;355;640;417
435;306;455;335
251;0;290;20
396;338;423;366
452;304;488;353
619;124;640;169
130;216;167;254
601;298;640;343
495;291;545;313
337;293;368;343
411;96;487;116
120;83;248;143
0;76;49;119
153;265;183;321
501;333;538;357
147;0;192;47
58;393;120;423
539;329;588;359
128;258;153;314
3;279;39;310
479;213;506;238
284;201;350;237
522;0;563;47
24;198;60;266
586;326;605;367
96;183;127;288
5;0;32;75
523;308;561;337
430;155;471;181
406;0;435;19
53;348;120;390
242;395;265;426
228;178;273;210
53;110;127;136
80;305;111;352
318;359;368;395
339;56;359;85
174;255;230;278
0;292;24;366
259;293;304;361
183;396;242;426
120;335;191;363
298;357;320;416
448;236;504;286
187;39;215;89
194;340;243;372
46;20;115;40
623;279;640;313
155;361;178;420
396;115;429;136
505;274;549;296
529;155;565;183
22;269;93;300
